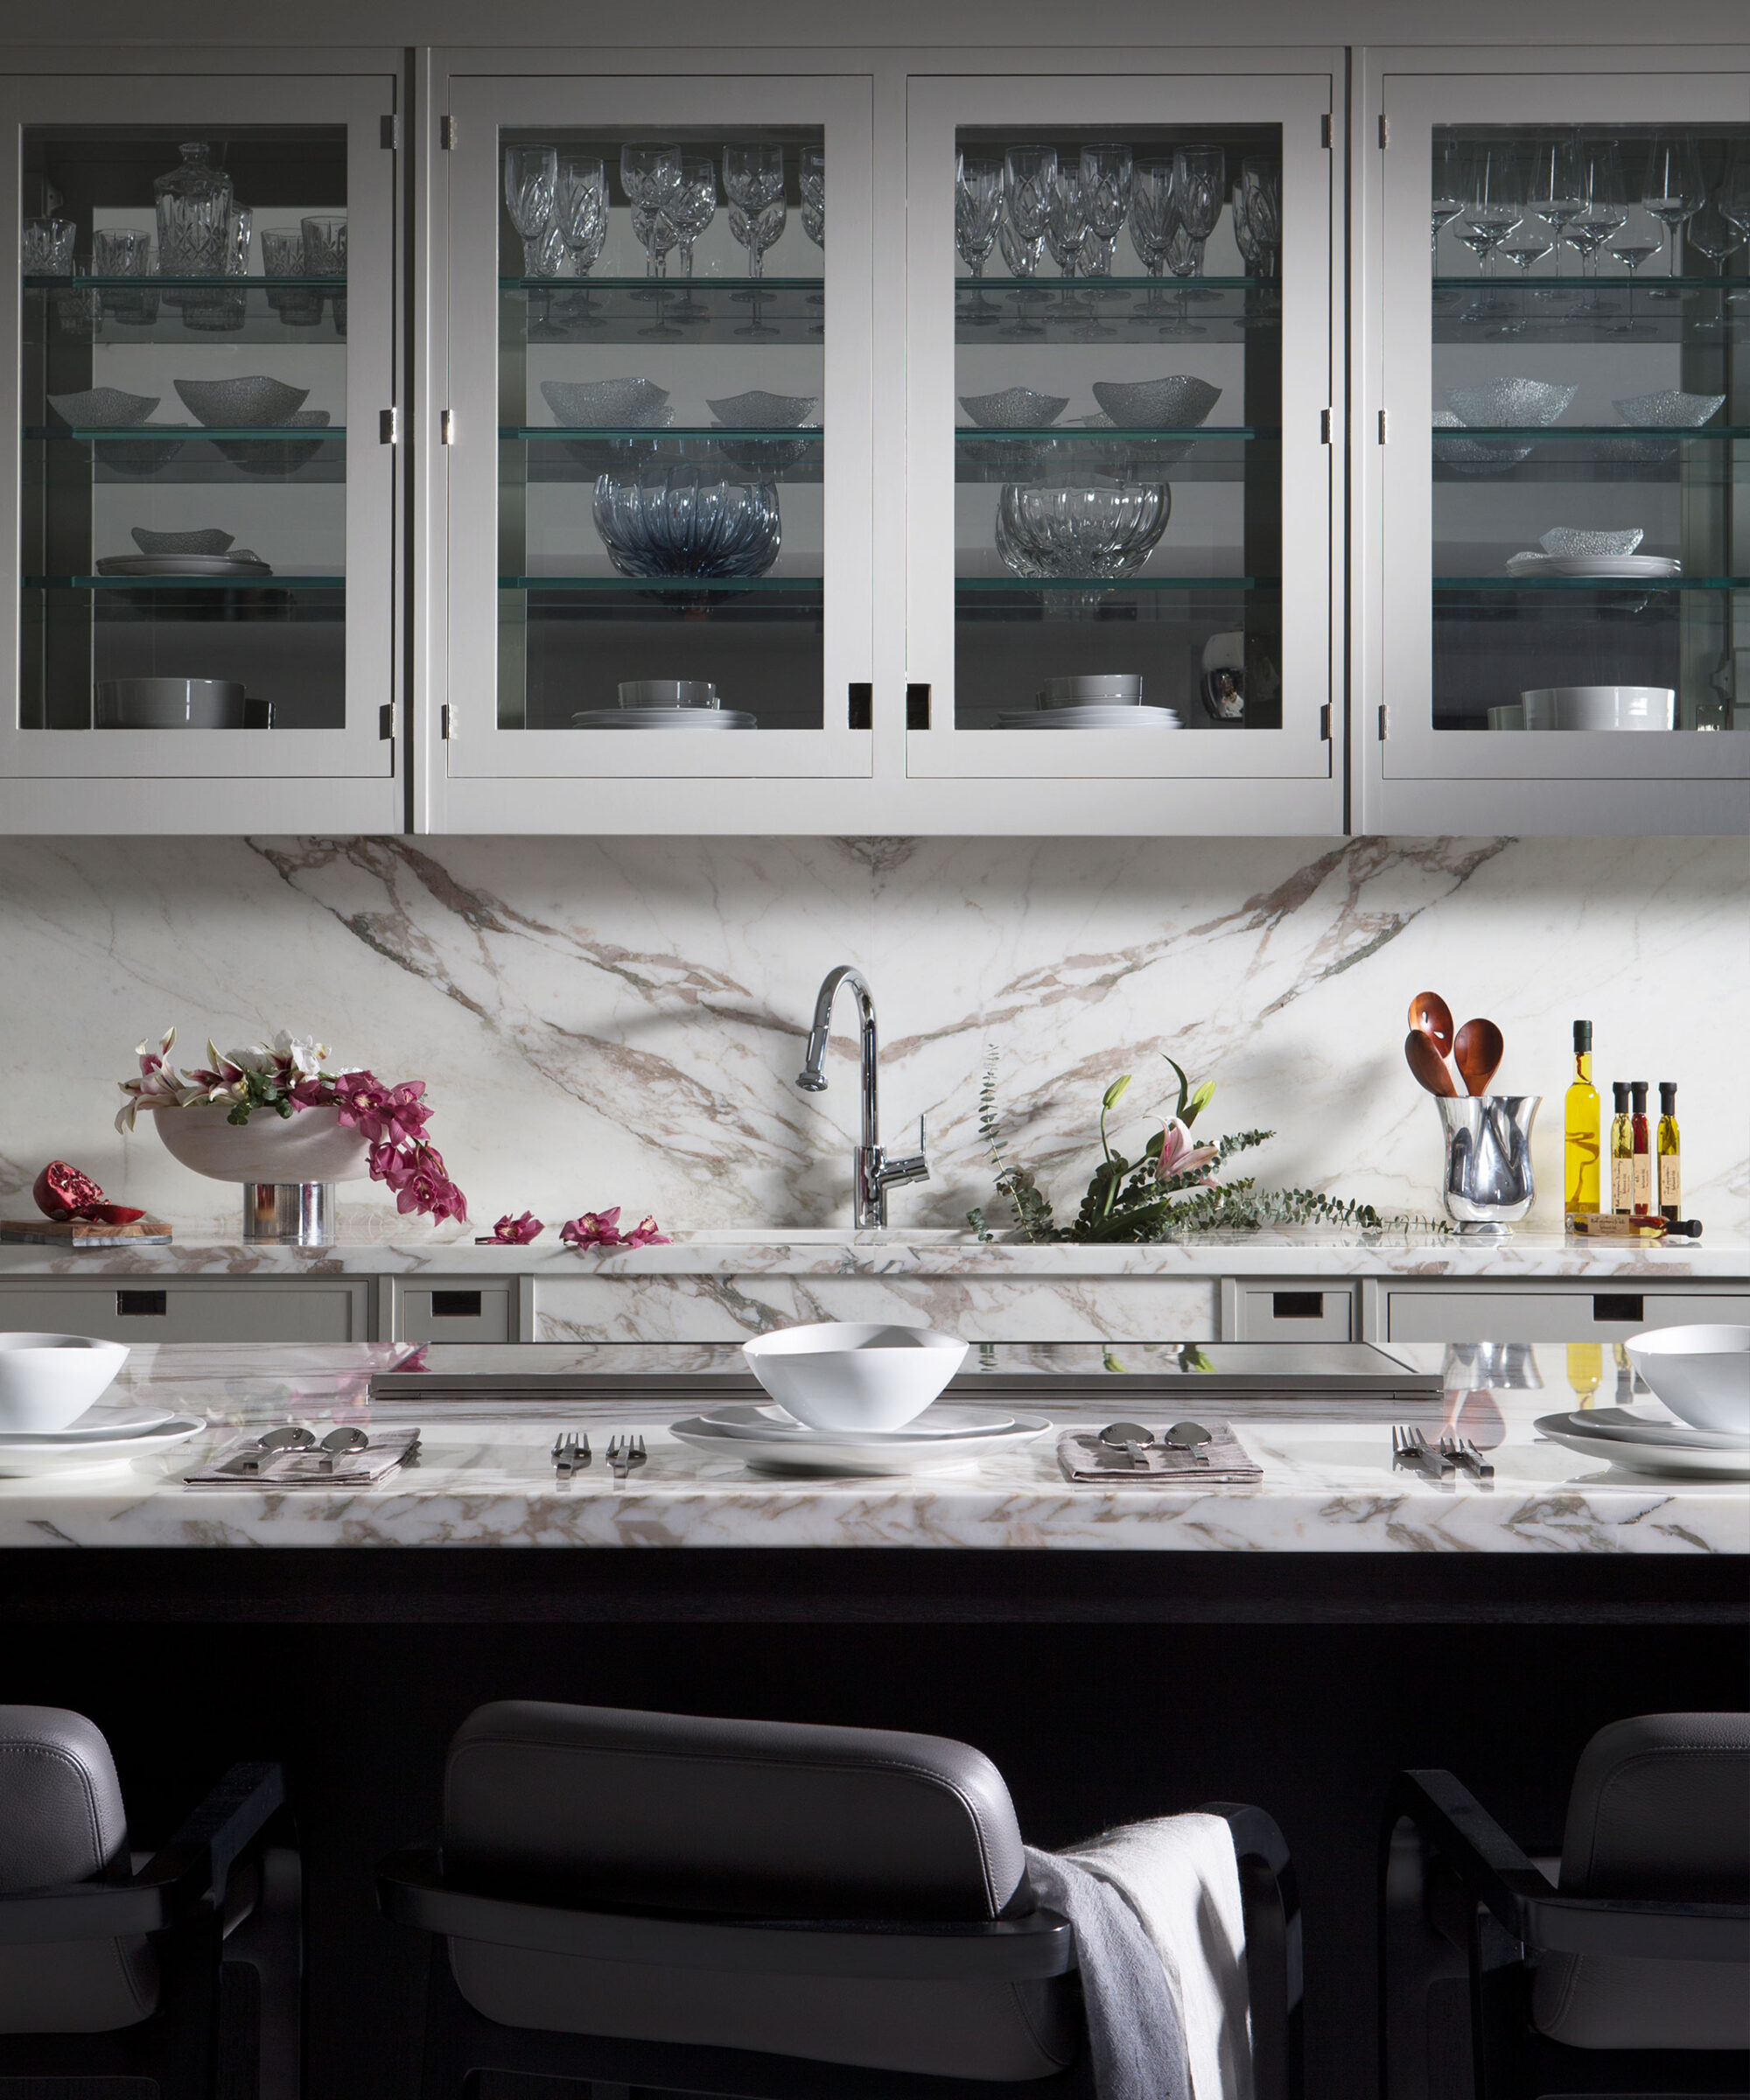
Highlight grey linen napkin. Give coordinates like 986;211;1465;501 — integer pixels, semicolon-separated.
1026;1846;1192;2100
185;1428;421;1488
1056;1424;1260;1486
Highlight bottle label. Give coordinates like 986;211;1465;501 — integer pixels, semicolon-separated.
1632;1155;1653;1214
1611;1156;1634;1214
1660;1154;1681;1208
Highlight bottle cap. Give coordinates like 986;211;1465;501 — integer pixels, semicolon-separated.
1631;1080;1648;1112
1573;1019;1592;1052
1666;1218;1703;1238
1659;1081;1677;1112
1612;1082;1629;1111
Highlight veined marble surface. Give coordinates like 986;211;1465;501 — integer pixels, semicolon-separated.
0;1342;1741;1554
0;836;1744;1243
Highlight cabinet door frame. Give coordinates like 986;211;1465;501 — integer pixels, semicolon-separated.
431;62;874;791
0;59;403;825
1355;44;1750;837
903;59;1342;792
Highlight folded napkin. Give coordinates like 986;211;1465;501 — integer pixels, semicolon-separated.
1057;1424;1260;1486
185;1428;421;1488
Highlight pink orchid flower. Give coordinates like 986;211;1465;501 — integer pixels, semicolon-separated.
623;1214;671;1248
488;1212;544;1245
560;1208;623;1250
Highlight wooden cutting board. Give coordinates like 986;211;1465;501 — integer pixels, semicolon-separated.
2;1216;173;1248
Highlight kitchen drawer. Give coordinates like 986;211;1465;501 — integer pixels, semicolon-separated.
1226;1281;1354;1341
398;1282;515;1344
1384;1288;1750;1345
0;1279;370;1343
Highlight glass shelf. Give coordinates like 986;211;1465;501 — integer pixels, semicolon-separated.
954;428;1276;486
501;574;820;593
29;575;345;590
953;276;1278;345
506;426;819;441
1433;575;1746;592
1431;276;1747;345
29;426;348;440
956;574;1271;593
24;280;347;346
499;276;822;346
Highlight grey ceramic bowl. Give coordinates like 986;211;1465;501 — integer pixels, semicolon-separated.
94;678;247;729
616;681;720;710
541;377;670;428
47;388;158;428
1090;375;1222;429
1441;379;1576;429
705;390;818;429
1538;527;1644;558
1610;389;1726;429
173;376;310;429
131;526;236;557
958;388;1069;430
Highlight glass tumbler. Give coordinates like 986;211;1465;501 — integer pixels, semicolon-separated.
92;228;158;325
301;215;347;338
262;225;322;325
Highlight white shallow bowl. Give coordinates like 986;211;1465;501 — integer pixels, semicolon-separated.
742;1321;969;1432
157;1101;372;1184
1521;685;1674;732
0;1334;130;1435
1625;1326;1750;1435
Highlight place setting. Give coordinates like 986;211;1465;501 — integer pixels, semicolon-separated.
0;1334;203;1476
668;1321;1050;1475
1534;1325;1748;1480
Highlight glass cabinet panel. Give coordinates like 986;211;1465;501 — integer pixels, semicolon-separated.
2;77;396;786
1379;74;1750;781
444;75;872;780
906;74;1335;783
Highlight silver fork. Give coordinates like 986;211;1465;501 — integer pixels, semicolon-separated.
606;1432;647;1480
1439;1432;1495;1483
551;1431;590;1480
1391;1424;1453;1483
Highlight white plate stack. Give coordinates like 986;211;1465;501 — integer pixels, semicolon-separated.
0;1405;205;1476
999;673;1181;732
668;1400;1050;1475
1533;1407;1749;1480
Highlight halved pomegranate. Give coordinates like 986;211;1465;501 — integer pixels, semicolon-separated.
32;1160;126;1222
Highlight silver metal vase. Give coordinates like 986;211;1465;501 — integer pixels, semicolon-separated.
1436;1095;1541;1232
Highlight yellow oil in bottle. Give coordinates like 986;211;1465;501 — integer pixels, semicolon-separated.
1567;1342;1604;1408
1564;1022;1600;1214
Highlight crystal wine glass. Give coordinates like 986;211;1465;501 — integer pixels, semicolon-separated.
1239;158;1281;279
503;145;559;274
1431;135;1465;256
1569;144;1628;305
1526;132;1586;270
1717;151;1750;256
956;149;1004;332
998;217;1046;335
620;144;683;276
1642;133;1705;276
1004;145;1057;242
723;143;787;337
550;154;607;325
1045;160;1090;298
1077;144;1132;277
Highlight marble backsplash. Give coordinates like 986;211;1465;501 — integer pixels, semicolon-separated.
2;834;1745;1240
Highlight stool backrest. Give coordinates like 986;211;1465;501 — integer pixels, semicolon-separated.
0;1705;129;1892
1558;1712;1750;1900
444;1700;1029;1920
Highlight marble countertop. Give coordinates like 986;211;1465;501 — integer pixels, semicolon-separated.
0;1342;1740;1556
0;1228;1743;1280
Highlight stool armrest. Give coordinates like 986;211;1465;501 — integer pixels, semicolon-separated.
0;1878;172;1944
141;1760;286;1912
1389;1770;1750;1964
376;1846;1077;1982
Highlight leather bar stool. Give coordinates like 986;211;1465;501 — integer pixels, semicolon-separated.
0;1704;298;2100
380;1698;1303;2100
1381;1711;1750;2100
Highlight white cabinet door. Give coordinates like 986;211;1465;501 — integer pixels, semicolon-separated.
901;62;1343;831
0;66;402;832
434;66;873;821
1361;50;1750;835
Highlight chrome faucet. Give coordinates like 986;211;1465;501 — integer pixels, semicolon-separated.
795;963;930;1229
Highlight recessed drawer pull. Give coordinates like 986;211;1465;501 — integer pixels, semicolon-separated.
1592;1293;1645;1324
116;1290;167;1317
431;1291;483;1319
1272;1292;1325;1320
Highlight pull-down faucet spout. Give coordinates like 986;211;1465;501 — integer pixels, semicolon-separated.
795;964;929;1230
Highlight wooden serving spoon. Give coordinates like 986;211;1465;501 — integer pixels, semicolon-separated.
1453;1017;1504;1097
1405;1028;1459;1097
1407;990;1456;1058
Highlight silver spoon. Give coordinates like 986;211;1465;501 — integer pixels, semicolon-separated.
1165;1421;1212;1465
1097;1421;1157;1470
321;1426;369;1454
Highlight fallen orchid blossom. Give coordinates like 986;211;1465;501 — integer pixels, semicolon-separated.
478;1211;544;1246
559;1208;670;1250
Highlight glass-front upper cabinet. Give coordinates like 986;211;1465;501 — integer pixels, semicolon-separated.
0;72;401;830
904;69;1339;821
1371;65;1749;825
438;72;873;810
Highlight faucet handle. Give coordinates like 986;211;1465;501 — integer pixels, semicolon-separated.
878;1113;930;1190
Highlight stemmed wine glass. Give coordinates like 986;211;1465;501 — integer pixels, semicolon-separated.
1496;228;1555;331
956;150;1004;326
662;151;719;323
1525;132;1586;282
620;143;683;275
1431;135;1466;256
1239;158;1280;278
1685;192;1745;334
552;154;607;325
799;144;825;328
1642;133;1704;277
1127;154;1177;319
723;143;787;337
1567;144;1627;312
504;145;560;337
1045;162;1090;324
1077;144;1132;276
1458;142;1522;277
1171;146;1225;318
1002;146;1055;334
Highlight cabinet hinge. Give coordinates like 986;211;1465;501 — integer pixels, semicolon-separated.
441;115;458;150
440;409;454;445
1378;704;1390;740
1377;408;1389;444
1319;704;1333;741
441;704;456;740
1320;407;1333;444
378;703;395;741
380;407;398;445
1379;113;1390;149
1320;113;1333;149
380;113;399;150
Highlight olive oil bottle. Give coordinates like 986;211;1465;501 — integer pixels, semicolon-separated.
1609;1082;1634;1214
1658;1082;1682;1221
1630;1082;1653;1216
1564;1020;1600;1214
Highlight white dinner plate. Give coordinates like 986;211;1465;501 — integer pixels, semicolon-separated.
1534;1415;1750;1480
669;1410;1050;1475
94;555;274;578
691;1402;1021;1443
996;707;1181;731
0;1403;175;1446
570;710;757;731
1539;1407;1749;1453
1504;553;1681;579
0;1417;205;1476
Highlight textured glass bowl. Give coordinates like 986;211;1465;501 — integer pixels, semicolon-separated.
542;376;669;427
131;526;235;557
958;388;1069;429
1538;527;1644;558
593;466;781;579
705;390;818;429
1441;379;1576;428
1610;389;1726;429
1432;409;1533;473
995;480;1170;579
1089;375;1222;428
47;387;158;428
173;375;310;428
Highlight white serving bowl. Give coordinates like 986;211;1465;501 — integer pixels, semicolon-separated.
0;1334;130;1434
156;1101;372;1184
1625;1326;1750;1436
1521;685;1674;732
742;1321;969;1433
